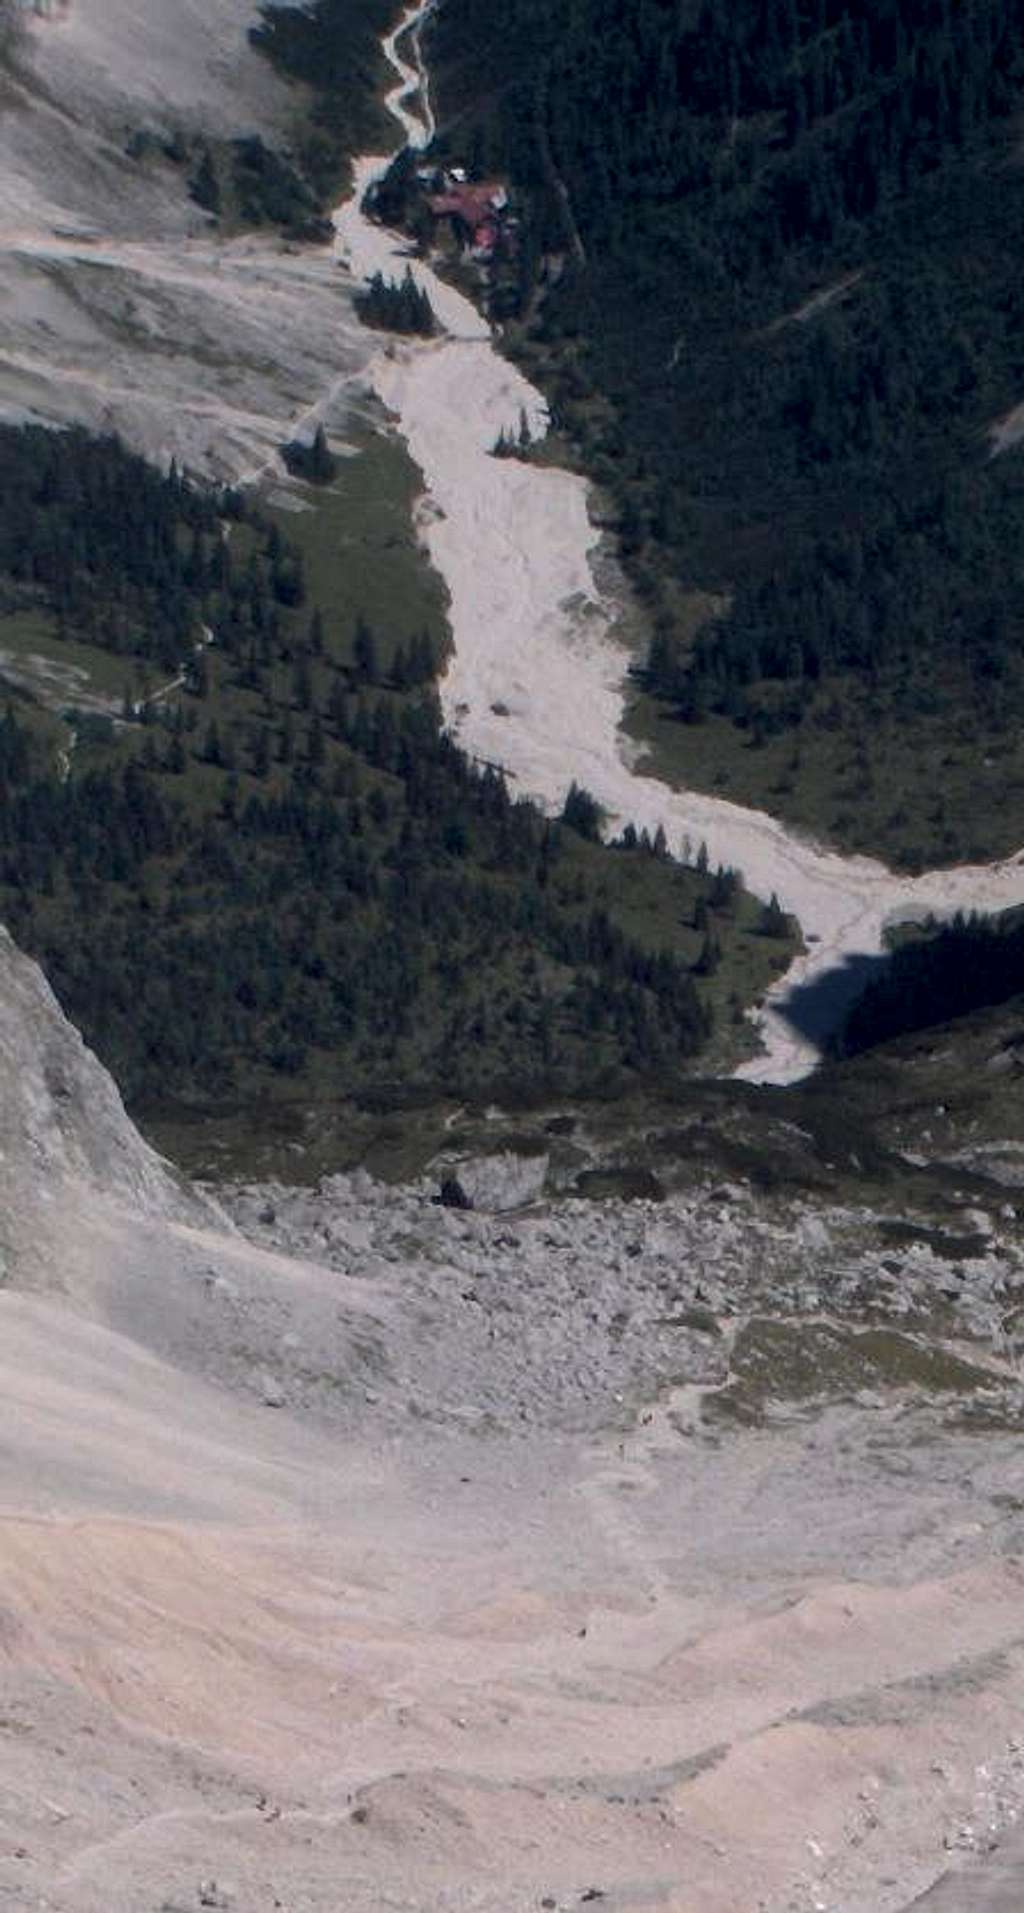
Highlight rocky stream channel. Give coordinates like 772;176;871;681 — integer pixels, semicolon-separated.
330;1;1024;1086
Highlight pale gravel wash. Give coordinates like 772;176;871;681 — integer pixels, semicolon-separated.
334;3;1024;1084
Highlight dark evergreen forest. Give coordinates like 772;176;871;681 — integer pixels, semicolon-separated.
0;425;788;1118
835;910;1024;1056
249;0;402;199
0;426;235;671
355;268;437;336
427;0;1024;860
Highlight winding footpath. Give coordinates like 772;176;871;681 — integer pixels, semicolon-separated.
333;5;1024;1083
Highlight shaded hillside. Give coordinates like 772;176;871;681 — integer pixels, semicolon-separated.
0;425;793;1122
170;0;411;233
250;0;403;200
834;907;1024;1057
428;0;1024;865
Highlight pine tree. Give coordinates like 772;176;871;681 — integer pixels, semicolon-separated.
411;630;436;681
327;678;349;732
189;651;210;699
353;615;378;684
758;890;788;937
694;928;721;975
191;145;221;215
561;781;603;840
310;425;336;483
250;723;271;778
292;655;313;710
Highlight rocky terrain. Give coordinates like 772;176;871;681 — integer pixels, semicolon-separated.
2;925;1024;1910
3;6;1024;1909
216;1145;1024;1442
0;0;376;477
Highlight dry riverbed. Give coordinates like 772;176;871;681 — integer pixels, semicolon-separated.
335;3;1024;1083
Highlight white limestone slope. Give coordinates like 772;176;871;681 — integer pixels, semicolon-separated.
0;923;195;1230
0;0;376;477
3;920;1024;1913
334;4;1024;1082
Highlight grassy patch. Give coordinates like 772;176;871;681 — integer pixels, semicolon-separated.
622;680;1024;871
261;426;450;673
706;1317;1001;1426
0;609;136;709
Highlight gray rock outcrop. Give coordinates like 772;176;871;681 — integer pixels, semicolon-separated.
0;925;189;1218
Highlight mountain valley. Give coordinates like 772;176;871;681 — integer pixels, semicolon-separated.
1;0;1024;1907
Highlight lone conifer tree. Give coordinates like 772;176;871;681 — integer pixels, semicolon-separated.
353;615;378;684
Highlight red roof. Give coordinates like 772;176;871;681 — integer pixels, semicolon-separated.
428;184;505;225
